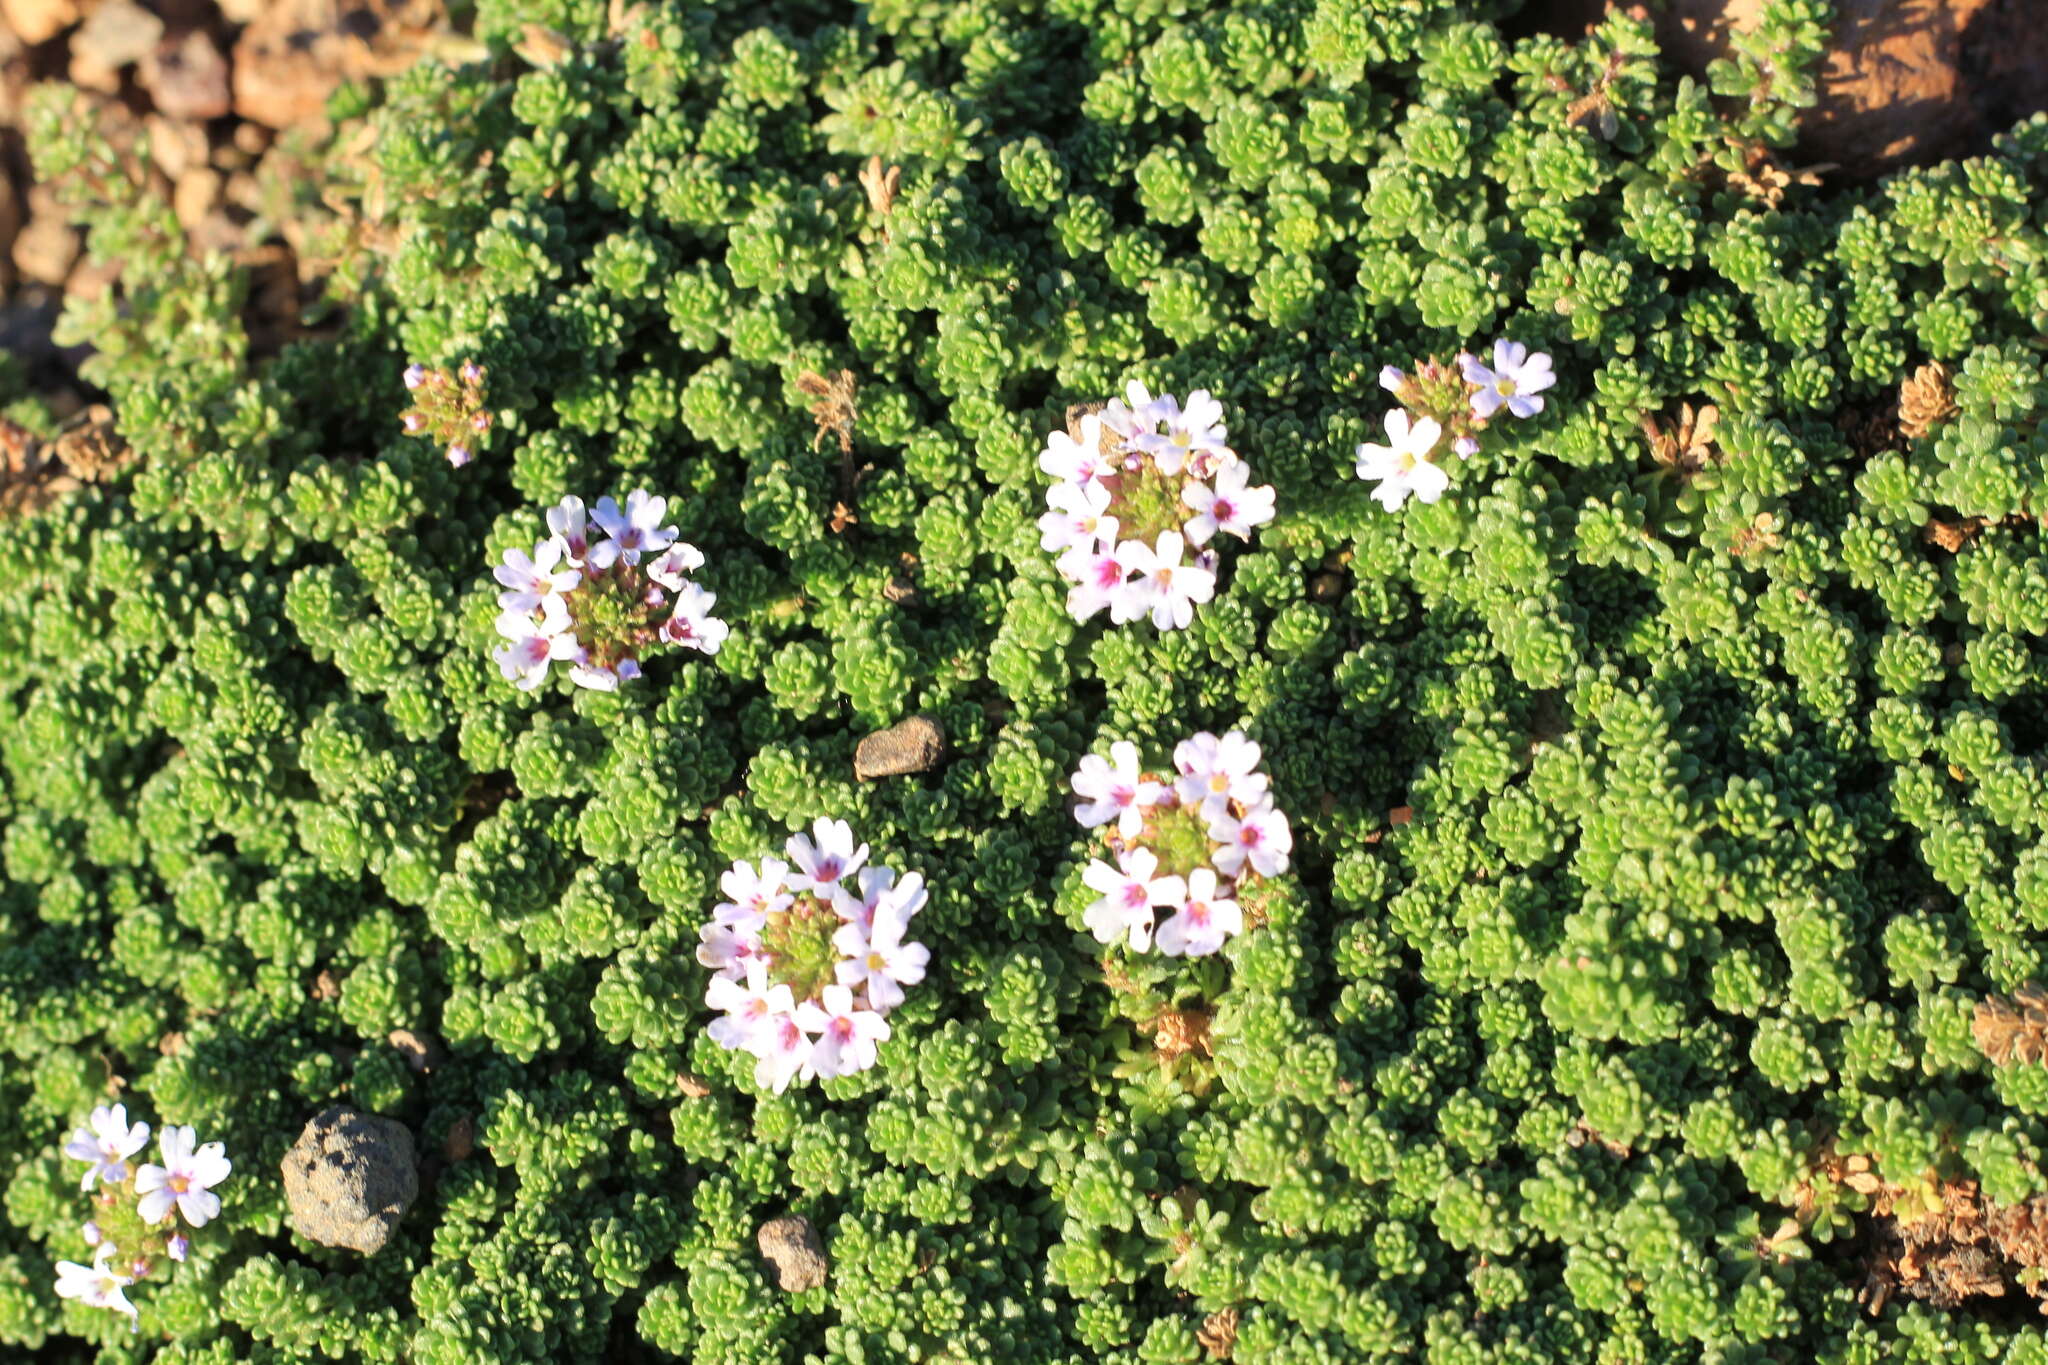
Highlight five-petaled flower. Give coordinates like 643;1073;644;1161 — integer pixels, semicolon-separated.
1463;340;1556;420
56;1251;138;1326
1354;410;1448;512
135;1126;232;1228
63;1105;149;1192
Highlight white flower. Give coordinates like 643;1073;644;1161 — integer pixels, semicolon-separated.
786;817;869;891
1155;869;1243;957
492;611;581;691
660;583;729;654
1180;461;1275;546
1070;741;1166;840
55;1250;137;1325
647;542;707;590
1172;730;1271;822
1102;379;1169;442
493;540;580;614
1039;413;1113;488
833;903;931;1013
1354;410;1449;512
135;1126;231;1228
1135;388;1229;476
588;489;678;567
1208;804;1293;880
546;496;592;566
1378;365;1406;393
752;1012;815;1094
565;657;638;691
794;984;891;1080
1081;848;1186;951
706;958;798;1052
1056;519;1131;623
63;1105;149;1192
1113;531;1215;630
1038;478;1115;553
696;919;761;976
717;858;793;928
1463;340;1556;420
833;866;927;934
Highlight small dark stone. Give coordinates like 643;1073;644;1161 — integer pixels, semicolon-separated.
281;1105;418;1255
854;716;945;780
1307;570;1345;603
757;1214;828;1292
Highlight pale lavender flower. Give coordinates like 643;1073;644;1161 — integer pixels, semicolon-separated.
1208;805;1293;880
1081;848;1186;951
547;496;592;566
493;540;580;614
1155;869;1243;957
1071;741;1166;840
63;1105;149;1192
1463;340;1556;420
1378;365;1406;393
403;364;427;391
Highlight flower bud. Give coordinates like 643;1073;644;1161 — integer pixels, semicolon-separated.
403;363;428;391
446;443;472;468
166;1234;189;1262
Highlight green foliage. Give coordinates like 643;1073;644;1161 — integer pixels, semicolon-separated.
11;0;2048;1358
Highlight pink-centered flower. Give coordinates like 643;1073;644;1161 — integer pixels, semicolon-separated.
1113;531;1215;631
1039;413;1113;488
1354;410;1448;512
787;817;869;891
718;858;792;927
1071;741;1166;840
1155;868;1243;957
589;490;678;567
660;583;729;654
63;1105;149;1192
1102;379;1169;442
1056;519;1131;622
1173;730;1271;822
1463;340;1555;421
696;919;761;976
492;609;580;691
1208;805;1293;879
135;1126;231;1228
794;984;892;1080
646;542;707;590
1081;848;1186;951
493;540;580;614
1180;461;1275;546
707;958;799;1052
752;1012;815;1094
546;496;592;566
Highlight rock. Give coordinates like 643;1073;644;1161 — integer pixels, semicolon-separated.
142;30;232;123
281;1105;419;1254
232;0;442;129
1307;570;1345;603
144;116;209;181
171;167;219;233
385;1028;442;1073
854;716;945;780
757;1215;827;1292
69;0;164;93
0;0;81;46
12;188;79;288
0;174;20;281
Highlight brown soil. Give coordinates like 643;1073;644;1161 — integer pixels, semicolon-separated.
1514;0;2048;178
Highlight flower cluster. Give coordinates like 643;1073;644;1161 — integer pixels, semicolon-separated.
400;361;493;468
696;819;930;1092
490;490;728;692
1355;340;1556;510
1038;383;1276;629
55;1106;231;1329
1072;731;1291;956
